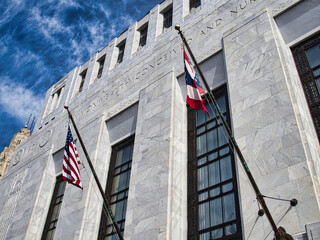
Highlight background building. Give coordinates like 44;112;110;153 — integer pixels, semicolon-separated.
0;0;320;239
0;127;31;181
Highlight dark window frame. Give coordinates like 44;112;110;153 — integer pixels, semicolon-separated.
187;85;243;240
163;7;173;30
139;26;148;47
292;33;320;142
79;69;87;93
98;136;135;240
97;56;106;79
117;42;126;64
41;175;66;240
190;0;201;10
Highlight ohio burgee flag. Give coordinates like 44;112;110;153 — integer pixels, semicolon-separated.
184;46;208;114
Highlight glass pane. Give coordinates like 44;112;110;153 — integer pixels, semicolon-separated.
118;192;125;200
208;161;220;186
116;150;123;167
207;129;218;152
206;103;216;121
111;175;120;193
122;199;128;219
313;68;320;77
49;222;55;229
110;203;116;213
119;172;128;191
126;169;131;187
219;146;229;156
208;152;218;161
198;156;206;166
51;204;61;221
210;198;222;226
316;78;320;93
113;171;130;193
306;45;320;68
199;231;210;240
106;225;113;234
111;195;117;203
207;120;216;129
217;95;226;114
198;202;210;230
57;181;66;197
210;187;220;197
55;196;63;204
111;234;118;240
222;193;236;222
46;230;54;240
197;109;206;126
114;168;120;174
222;182;233;193
121;164;128;171
197;126;206;134
114;200;124;221
198;166;208;190
197;134;207;156
198;191;208;202
122;145;133;163
225;223;237;236
218;127;228;147
220;156;232;181
212;228;223;239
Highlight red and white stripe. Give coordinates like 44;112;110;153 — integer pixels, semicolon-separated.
62;128;83;189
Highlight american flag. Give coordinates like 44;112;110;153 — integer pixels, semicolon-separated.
184;47;208;114
62;126;83;189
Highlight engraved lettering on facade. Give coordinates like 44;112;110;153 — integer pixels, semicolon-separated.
12;149;24;166
39;130;52;147
216;19;222;26
230;7;238;16
240;1;248;9
157;56;163;65
24;144;36;156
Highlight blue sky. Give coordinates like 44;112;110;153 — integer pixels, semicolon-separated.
0;0;163;151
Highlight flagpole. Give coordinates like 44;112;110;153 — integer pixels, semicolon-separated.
175;25;294;240
64;106;124;240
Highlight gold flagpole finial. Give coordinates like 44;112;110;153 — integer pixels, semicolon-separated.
175;25;180;31
64;105;69;110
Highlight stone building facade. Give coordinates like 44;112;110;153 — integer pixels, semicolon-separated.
0;0;320;239
0;127;31;181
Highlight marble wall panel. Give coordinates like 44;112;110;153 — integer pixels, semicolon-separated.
224;8;320;239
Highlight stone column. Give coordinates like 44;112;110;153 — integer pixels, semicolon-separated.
124;69;188;240
173;0;187;25
223;9;320;239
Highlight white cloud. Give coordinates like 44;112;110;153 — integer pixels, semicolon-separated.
0;78;44;123
0;0;25;25
57;0;80;8
30;7;71;43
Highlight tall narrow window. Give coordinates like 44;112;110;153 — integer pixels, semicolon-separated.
163;7;173;30
52;87;62;110
292;33;320;142
79;69;87;93
190;0;201;10
99;137;134;240
46;86;63;115
139;26;148;47
42;176;66;240
117;42;126;64
187;86;242;240
97;56;105;79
